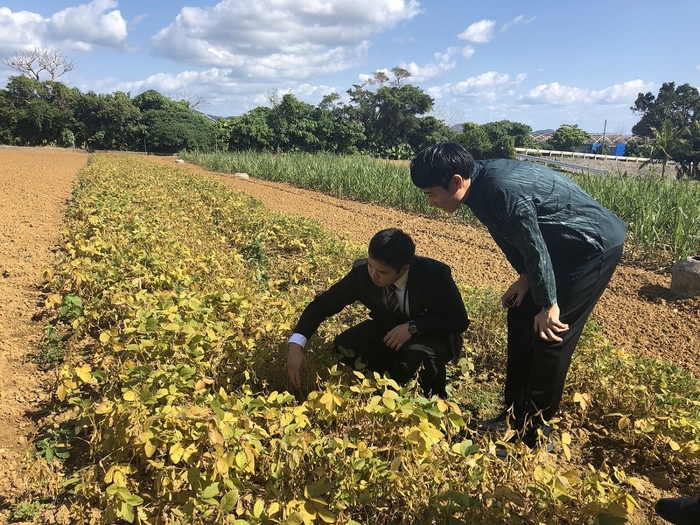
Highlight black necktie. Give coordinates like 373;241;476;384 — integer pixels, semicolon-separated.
386;284;400;313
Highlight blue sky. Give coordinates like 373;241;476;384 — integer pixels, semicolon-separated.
1;1;699;134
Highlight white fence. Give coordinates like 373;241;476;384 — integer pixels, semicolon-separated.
514;148;661;164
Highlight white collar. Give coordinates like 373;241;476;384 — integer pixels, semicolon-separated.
392;269;409;291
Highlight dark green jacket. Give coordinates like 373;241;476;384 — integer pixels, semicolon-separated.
465;159;626;307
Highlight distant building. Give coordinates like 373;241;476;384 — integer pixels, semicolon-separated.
530;132;639;156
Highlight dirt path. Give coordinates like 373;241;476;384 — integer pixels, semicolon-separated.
148;156;700;375
0;148;86;523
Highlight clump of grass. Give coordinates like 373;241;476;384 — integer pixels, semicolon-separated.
26;323;65;371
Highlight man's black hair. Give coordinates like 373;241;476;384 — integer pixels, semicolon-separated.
410;142;476;190
368;228;415;271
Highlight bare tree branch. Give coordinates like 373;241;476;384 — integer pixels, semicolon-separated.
172;90;212;111
1;45;75;81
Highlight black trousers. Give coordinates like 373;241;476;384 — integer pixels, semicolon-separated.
505;245;623;421
333;319;452;397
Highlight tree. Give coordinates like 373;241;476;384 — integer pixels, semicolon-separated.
267;93;319;152
412;116;455;152
546;124;590;152
171;91;211;112
313;94;364;154
133;90;216;153
346;68;434;157
73;91;142;150
640;119;689;177
631;82;700;138
631;82;700;179
455;122;492;159
0;76;78;146
1;45;75;81
481;120;537;148
225;107;274;151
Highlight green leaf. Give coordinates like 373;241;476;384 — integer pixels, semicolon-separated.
220;490;239;512
118;502;135;523
201;482;219;500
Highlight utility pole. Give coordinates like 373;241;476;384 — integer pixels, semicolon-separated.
601;119;607;155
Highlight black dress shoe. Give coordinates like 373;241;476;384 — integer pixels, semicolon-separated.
521;423;552;449
476;410;524;434
655;495;700;525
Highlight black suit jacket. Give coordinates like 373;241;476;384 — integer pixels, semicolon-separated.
293;256;469;361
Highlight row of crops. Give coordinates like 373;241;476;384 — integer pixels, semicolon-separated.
181;150;700;267
25;154;700;524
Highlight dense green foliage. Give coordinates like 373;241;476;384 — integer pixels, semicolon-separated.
0;77;217;153
4;69;700;170
544;124;591;152
183;150;700;267
631;82;700;178
0;72;524;159
24;154;699;524
134;90;217;153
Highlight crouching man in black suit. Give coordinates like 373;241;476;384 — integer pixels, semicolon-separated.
287;228;469;398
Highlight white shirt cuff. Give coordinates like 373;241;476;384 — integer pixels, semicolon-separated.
288;333;307;348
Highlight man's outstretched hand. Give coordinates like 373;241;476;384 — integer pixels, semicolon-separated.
287;343;306;388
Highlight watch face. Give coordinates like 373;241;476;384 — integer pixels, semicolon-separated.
409;322;418;334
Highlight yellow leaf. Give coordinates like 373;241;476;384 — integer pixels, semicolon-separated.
99;331;111;343
56;384;67;402
562;442;571;461
170;443;185;464
123;391;136;401
573;392;589;410
627;477;646;491
669;439;681;451
144;440;157;458
45;293;62;308
75;364;92;383
94;401;113;414
267;502;280;516
561;432;571;445
419;420;444;440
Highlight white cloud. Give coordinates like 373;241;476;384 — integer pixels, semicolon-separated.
501;15;536;33
100;67;342;116
0;7;45;53
458;20;496;44
399;46;468;82
427;71;525;106
150;0;421;79
461;46;476;59
521;82;588;105
0;1;127;54
47;0;127;50
521;79;653;106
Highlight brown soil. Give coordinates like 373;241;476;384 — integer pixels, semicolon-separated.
0;147;87;524
0;149;697;523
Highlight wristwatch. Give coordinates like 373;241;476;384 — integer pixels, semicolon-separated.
408;320;419;335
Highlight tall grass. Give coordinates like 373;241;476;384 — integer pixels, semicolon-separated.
182;150;700;266
572;172;700;266
182;150;475;223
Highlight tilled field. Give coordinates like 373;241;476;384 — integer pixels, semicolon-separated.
0;148;697;524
